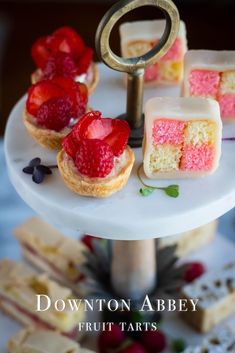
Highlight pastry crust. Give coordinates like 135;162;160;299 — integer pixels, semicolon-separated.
23;109;67;150
57;146;135;198
31;62;99;95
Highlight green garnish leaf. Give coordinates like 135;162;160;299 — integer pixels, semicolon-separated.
140;187;155;197
172;338;186;353
164;185;179;198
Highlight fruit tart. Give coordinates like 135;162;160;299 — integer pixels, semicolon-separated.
24;76;88;150
31;26;99;94
57;111;135;198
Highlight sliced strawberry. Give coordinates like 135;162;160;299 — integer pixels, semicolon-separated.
51;76;88;116
104;119;130;156
76;47;94;75
63;130;80;159
31;36;52;69
52;26;85;58
26;81;65;116
72;111;102;140
72;111;130;156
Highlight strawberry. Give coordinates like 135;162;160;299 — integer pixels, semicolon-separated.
104;119;130;156
31;36;52;69
75;139;114;178
52;26;85;58
36;96;73;131
63;131;80;159
184;262;206;283
73;112;130;156
26;81;65;116
140;330;166;353
98;324;126;353
76;47;94;75
52;76;88;116
42;52;77;80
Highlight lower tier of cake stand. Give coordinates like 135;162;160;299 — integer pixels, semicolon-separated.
1;234;234;352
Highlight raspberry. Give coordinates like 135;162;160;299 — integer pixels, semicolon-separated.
140;330;166;353
98;324;126;353
31;36;52;69
52;26;85;58
122;343;147;353
42;52;77;80
26;81;65;116
36;96;73;131
81;235;100;251
75;139;114;178
76;47;94;75
52;76;88;116
184;262;206;283
63;131;80;159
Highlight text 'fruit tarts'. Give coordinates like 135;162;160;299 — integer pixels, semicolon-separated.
24;76;88;150
31;26;99;94
57;111;135;198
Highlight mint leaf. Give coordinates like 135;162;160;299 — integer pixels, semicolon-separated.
164;185;179;198
172;338;186;353
140;187;155;196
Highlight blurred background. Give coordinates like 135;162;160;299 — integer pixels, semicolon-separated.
1;0;235;135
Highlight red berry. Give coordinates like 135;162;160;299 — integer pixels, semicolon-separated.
63;131;80;159
52;26;85;58
122;342;147;353
36;96;73;131
184;262;206;283
52;76;88;116
76;47;94;75
140;330;166;353
81;235;100;251
98;324;126;353
73;111;130;156
26;81;65;116
104;119;130;156
75;139;114;178
31;36;52;69
42;52;77;80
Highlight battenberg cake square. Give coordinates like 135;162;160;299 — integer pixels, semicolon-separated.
143;97;222;179
182;50;235;121
120;20;187;85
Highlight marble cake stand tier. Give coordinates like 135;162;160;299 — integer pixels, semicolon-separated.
5;64;235;240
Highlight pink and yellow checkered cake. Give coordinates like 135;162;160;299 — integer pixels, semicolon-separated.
182;50;235;121
120;20;187;85
143;97;222;179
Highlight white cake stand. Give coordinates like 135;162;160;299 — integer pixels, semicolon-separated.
4;63;235;299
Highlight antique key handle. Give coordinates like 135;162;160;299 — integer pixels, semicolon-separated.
95;0;180;147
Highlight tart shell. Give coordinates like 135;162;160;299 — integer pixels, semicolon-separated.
23;109;67;150
31;62;99;95
57;146;135;198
